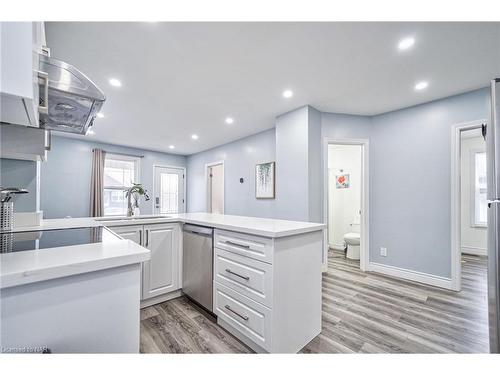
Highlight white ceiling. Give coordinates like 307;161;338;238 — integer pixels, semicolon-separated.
45;22;500;155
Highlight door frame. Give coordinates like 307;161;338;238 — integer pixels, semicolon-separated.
152;164;186;214
205;160;225;214
450;119;487;291
322;138;369;272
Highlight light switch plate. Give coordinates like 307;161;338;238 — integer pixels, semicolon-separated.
380;247;387;257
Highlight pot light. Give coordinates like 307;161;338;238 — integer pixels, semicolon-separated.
191;134;199;140
109;78;122;87
97;112;104;118
169;145;175;149
283;89;293;98
225;117;234;124
414;81;429;91
398;37;415;51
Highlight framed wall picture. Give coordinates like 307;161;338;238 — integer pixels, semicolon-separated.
336;173;350;189
255;161;275;199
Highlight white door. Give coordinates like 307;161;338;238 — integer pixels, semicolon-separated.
153;166;185;214
142;223;181;300
207;163;224;214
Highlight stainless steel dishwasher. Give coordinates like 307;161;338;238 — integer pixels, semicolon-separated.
182;224;214;312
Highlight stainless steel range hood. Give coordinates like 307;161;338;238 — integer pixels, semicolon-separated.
38;54;105;135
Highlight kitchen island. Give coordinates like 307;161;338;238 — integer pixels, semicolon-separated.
1;213;325;353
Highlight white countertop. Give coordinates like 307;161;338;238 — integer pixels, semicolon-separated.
96;212;325;238
1;226;150;289
178;213;325;237
1;213;324;289
6;213;325;238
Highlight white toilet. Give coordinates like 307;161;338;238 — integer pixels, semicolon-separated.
344;232;361;260
343;216;361;260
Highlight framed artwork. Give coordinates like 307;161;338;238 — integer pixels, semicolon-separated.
336;174;350;189
256;161;275;199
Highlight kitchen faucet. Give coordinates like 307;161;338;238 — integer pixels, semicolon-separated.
124;183;150;217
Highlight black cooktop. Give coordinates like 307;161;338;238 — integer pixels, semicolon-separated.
0;227;107;253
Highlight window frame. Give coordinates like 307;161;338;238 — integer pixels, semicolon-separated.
103;153;141;217
470;149;487;228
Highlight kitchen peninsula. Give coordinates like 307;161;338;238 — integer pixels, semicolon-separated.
1;213;325;353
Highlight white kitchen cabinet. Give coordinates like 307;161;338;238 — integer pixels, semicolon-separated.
213;228;323;353
111;225;143;245
142;223;181;299
0;123;51;161
0;22;46;127
106;222;182;302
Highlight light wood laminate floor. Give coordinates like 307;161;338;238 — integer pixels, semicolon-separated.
140;251;489;353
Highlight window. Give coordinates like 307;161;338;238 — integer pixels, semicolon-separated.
160;172;179;214
472;151;487;227
103;154;140;216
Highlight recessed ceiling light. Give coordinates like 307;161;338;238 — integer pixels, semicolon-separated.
283;90;293;98
169;145;175;149
414;81;429;91
87;129;95;135
398;37;415;51
225;117;234;124
109;78;122;87
191;134;199;140
97;112;104;118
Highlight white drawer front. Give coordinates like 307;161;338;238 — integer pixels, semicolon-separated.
214;282;272;351
215;229;273;264
215;248;273;308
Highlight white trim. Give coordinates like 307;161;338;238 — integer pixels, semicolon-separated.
323;137;369;272
329;244;345;251
451;119;487;292
461;246;488;256
140;290;183;309
367;262;453;290
152;164;187;214
205;160;225;214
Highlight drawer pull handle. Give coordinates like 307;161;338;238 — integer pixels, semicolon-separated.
225;268;250;280
224;304;249;321
225;240;250;249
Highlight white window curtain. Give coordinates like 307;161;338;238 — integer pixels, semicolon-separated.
90;148;106;217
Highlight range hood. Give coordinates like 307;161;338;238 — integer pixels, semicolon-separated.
39;54;105;135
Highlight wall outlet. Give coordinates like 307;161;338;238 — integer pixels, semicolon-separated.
380;247;387;257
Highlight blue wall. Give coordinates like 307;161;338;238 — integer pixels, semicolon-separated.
40;136;186;219
186;128;276;218
0;158;38;212
369;88;490;278
6;87;489;280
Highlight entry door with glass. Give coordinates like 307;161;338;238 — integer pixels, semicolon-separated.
153;166;185;214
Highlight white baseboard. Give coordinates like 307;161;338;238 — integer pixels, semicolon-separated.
140;289;183;309
366;262;453;290
329;243;345;251
461;246;487;256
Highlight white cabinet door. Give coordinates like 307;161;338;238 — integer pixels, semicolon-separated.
142;223;181;299
110;225;143;245
0;22;43;127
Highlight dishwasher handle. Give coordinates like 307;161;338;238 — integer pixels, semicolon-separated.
183;224;213;237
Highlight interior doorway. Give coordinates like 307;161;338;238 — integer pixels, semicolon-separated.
206;161;224;214
153;165;186;214
323;138;369;272
451;120;488;291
